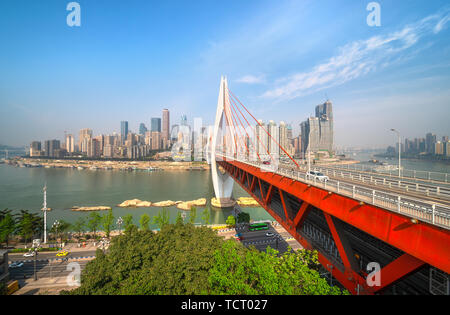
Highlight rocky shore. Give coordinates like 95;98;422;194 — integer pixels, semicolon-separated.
13;158;210;171
71;206;112;211
70;196;258;211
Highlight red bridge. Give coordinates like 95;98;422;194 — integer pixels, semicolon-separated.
210;77;450;295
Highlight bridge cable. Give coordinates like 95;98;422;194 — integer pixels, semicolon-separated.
228;89;300;169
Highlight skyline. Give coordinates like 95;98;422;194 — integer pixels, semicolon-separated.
1;0;450;148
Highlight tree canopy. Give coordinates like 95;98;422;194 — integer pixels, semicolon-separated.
63;222;347;295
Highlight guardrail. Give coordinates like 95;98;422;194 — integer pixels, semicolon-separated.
324;163;450;184
292;164;450;200
218;154;450;230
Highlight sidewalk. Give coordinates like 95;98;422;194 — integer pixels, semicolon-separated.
13;276;80;295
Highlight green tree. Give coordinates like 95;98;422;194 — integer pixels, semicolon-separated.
102;210;115;238
18;212;35;246
208;241;347;295
87;212;102;238
123;214;134;231
72;217;86;239
152;208;170;230
225;215;236;227
201;207;210;226
0;213;16;248
175;212;183;225
62;223;346;295
189;206;197;224
139;213;151;231
51;220;71;242
16;210;43;246
237;212;250;224
64;223;224;295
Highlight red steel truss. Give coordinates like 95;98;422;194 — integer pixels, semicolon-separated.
219;159;450;295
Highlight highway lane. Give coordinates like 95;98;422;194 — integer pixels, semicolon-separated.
9;260;91;280
238;225;291;253
276;162;450;208
8;250;97;263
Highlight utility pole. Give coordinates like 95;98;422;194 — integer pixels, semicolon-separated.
43;184;48;244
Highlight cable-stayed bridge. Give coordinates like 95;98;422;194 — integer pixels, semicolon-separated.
209;76;450;295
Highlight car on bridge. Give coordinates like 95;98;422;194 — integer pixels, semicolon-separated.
306;171;329;182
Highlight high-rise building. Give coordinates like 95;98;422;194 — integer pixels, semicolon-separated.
279;121;289;154
255;120;268;157
121;121;129;143
139;123;148;136
151;118;161;132
79;129;93;153
435;141;444;155
181;115;188;126
151;131;161;150
300;100;334;157
426;133;437;154
44;140;60;157
162;109;170;144
268;120;279;156
65;134;75;153
30;141;42;157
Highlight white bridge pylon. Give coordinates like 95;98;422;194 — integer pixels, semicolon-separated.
210;76;236;206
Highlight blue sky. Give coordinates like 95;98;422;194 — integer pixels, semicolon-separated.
0;0;449;148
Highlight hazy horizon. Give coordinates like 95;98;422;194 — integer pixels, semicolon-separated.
1;0;449;149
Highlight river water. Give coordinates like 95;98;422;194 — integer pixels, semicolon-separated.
0;164;273;230
1;153;448;231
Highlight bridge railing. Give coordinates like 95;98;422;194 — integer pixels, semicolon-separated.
291;164;450;200
218;154;450;230
320;162;450;184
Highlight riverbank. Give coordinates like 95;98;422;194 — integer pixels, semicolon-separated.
7;158;210;171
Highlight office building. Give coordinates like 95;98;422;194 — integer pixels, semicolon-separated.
30;141;42;157
44;140;61;157
79;129;93;153
300;100;334;157
121;121;129;143
151;118;161;132
139;123;148;136
162;109;170;144
65;134;75;153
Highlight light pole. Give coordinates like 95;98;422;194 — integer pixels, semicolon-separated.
117;217;123;234
43;184;48;244
390;129;401;177
32;239;40;281
52;220;60;247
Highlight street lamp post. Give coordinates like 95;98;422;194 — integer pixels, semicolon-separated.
32;239;40;281
390;129;401;177
117;217;123;234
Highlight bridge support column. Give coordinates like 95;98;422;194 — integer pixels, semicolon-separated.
211;76;236;208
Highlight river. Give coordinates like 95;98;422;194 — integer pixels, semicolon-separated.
0;164;273;230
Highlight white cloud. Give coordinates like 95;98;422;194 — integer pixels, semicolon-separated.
236;75;265;84
262;8;450;101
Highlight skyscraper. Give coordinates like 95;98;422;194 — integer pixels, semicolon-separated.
151;118;161;132
121;121;129;143
139;123;148;135
79;128;93;153
65;134;75;153
44;140;60;157
181;115;188;126
162;109;170;143
300;100;334;157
